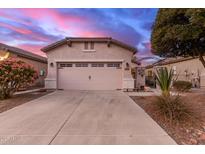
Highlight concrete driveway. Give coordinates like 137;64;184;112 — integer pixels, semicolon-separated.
0;90;176;144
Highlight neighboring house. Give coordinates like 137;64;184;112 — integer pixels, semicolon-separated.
0;43;47;87
41;37;138;90
145;56;205;88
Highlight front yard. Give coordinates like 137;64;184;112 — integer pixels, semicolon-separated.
0;90;53;113
131;90;205;145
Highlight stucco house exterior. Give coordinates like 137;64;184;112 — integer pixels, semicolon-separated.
41;37;138;90
145;56;205;88
0;43;47;87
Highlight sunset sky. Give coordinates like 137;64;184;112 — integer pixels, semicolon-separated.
0;8;158;60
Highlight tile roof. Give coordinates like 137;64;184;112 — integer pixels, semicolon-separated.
145;56;197;69
0;43;47;63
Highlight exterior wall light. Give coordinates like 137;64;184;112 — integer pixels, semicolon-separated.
50;62;54;67
125;62;130;70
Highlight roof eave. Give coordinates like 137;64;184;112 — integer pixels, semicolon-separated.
41;37;138;53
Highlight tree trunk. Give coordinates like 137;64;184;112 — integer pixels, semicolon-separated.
199;53;205;68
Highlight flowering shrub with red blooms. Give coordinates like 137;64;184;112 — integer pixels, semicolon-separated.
0;58;38;99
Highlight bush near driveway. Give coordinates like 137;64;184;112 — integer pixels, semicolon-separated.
173;80;192;92
0;58;38;99
154;95;199;124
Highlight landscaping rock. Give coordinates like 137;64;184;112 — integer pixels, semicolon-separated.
202;126;205;131
185;129;190;133
196;129;203;136
192;132;197;137
181;141;186;145
199;133;205;142
190;138;197;145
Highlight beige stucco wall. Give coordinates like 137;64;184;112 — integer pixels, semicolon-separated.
45;42;136;89
145;58;205;88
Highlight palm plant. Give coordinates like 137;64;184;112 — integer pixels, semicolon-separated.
155;67;174;96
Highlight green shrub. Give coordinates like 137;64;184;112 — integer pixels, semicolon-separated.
154;95;196;124
173;80;192;92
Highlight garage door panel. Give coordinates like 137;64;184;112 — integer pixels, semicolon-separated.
58;63;122;90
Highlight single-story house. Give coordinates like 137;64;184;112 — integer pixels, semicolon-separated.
0;43;47;87
145;56;205;88
41;37;139;90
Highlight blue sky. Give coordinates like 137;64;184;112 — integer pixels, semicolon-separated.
0;8;158;57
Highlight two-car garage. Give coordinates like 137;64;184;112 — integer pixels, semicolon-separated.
57;62;123;90
42;37;137;90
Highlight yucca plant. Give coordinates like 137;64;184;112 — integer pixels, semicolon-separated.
155;67;174;96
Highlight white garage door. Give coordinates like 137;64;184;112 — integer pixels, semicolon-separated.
57;62;122;90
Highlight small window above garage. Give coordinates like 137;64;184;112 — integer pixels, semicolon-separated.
83;42;95;51
107;63;121;68
84;42;89;50
90;42;94;50
75;63;89;67
91;63;104;67
59;63;73;67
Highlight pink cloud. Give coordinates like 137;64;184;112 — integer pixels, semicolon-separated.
0;22;50;43
9;9;107;40
17;44;46;57
0;22;32;34
75;30;105;37
0;9;31;26
31;33;51;42
17;9;86;30
143;42;151;50
137;41;154;57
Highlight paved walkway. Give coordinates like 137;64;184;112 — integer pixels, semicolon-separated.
15;88;43;95
125;89;161;97
0;90;176;144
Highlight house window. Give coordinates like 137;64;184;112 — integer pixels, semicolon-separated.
66;64;73;67
75;63;88;67
84;42;89;50
91;63;104;67
90;42;94;50
84;42;95;50
60;63;72;67
107;63;121;68
60;64;66;67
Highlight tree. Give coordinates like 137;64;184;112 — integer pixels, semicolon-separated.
151;9;205;68
0;58;38;99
